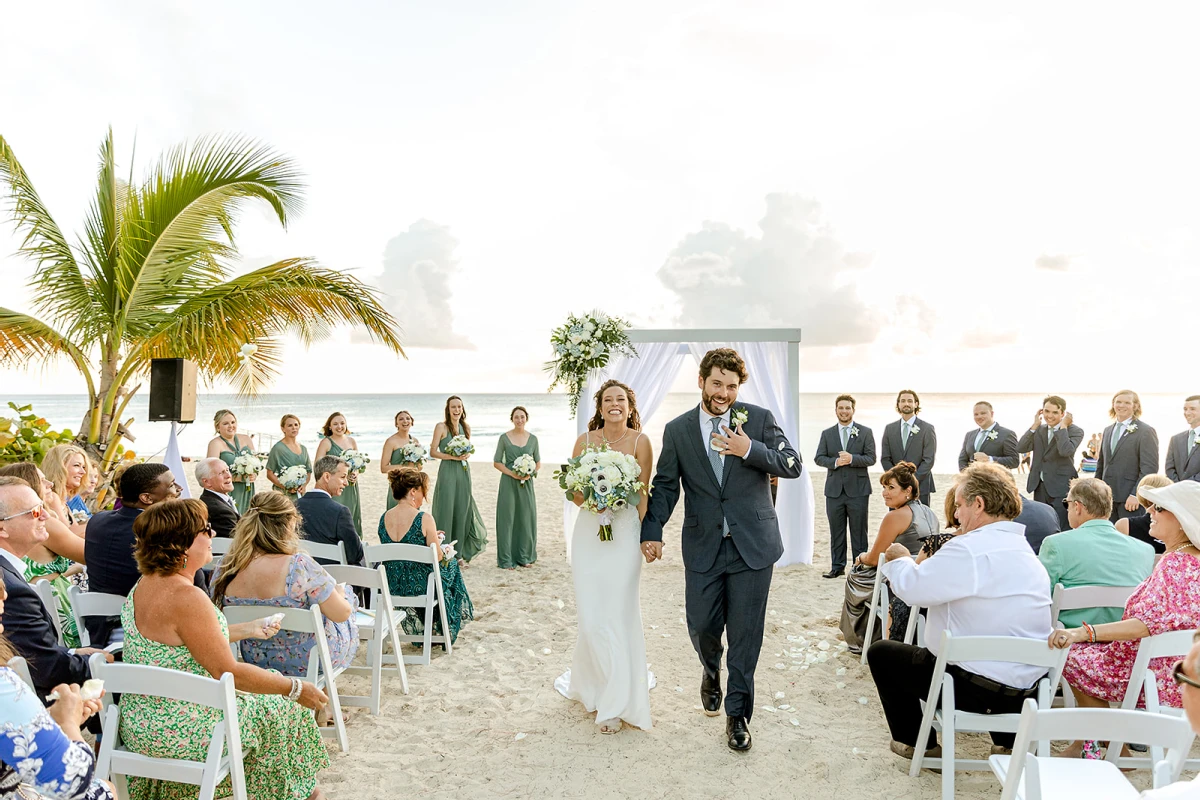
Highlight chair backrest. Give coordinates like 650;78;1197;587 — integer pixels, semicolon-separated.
6;656;34;689
1119;629;1196;711
365;542;439;567
220;604;324;636
1050;583;1139;628
210;537;234;557
324;564;388;595
939;631;1068;672
299;539;348;565
68;586;127;648
32;580;64;644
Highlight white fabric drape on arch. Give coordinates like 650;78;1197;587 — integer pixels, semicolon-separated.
562;341;689;562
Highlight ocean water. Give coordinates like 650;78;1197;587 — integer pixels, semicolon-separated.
7;392;1190;476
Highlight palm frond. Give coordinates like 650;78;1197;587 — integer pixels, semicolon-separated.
0;308;95;396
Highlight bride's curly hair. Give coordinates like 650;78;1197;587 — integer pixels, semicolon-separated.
586;379;642;432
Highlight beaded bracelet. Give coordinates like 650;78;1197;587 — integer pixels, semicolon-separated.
287;677;302;702
1081;622;1096;643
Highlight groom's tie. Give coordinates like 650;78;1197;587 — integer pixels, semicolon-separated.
709;417;724;482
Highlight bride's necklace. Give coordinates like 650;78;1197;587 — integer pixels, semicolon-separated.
601;426;630;446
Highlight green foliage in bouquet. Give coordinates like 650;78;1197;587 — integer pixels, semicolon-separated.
545;311;636;418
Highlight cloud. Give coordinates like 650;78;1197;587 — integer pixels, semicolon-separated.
955;328;1021;350
657;194;877;347
1035;253;1074;271
361;219;474;350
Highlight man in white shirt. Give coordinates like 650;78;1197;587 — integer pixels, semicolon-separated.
1165;395;1200;484
867;462;1053;759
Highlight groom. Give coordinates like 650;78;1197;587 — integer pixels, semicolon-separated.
641;348;803;752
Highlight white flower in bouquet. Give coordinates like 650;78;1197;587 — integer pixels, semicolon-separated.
279;464;310;493
554;443;646;542
444;435;474;470
440;540;458;566
340;449;371;474
545;311;635;418
399;442;429;467
231;451;267;479
512;453;537;481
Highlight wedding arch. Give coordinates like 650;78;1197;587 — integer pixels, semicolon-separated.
565;328;816;567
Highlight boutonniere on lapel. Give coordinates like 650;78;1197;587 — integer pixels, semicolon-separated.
986;431;998;441
910;424;921;434
731;407;749;428
1126;424;1138;434
850;426;860;438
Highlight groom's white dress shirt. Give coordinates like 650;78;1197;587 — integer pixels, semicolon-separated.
698;406;752;463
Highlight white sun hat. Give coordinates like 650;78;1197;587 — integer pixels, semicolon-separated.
1141;481;1200;548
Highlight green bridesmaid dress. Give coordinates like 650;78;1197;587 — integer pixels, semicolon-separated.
326;439;363;536
217;434;257;515
266;441;311;501
494;433;539;568
431;427;488;563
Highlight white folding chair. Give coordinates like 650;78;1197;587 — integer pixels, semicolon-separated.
365;542;452;666
1104;629;1198;770
208;537;233;571
903;605;925;647
32;580;65;645
89;653;248;800
1049;583;1139;707
991;698;1193;799
299;539;348;565
859;554;890;665
325;564;409;713
7;656;34;689
68;586;127;651
222;604;350;753
911;631;1071;800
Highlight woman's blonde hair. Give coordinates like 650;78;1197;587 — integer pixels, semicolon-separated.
41;444;89;499
210;492;301;608
1137;474;1175;508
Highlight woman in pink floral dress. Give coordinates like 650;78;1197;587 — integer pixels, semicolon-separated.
1049;480;1200;757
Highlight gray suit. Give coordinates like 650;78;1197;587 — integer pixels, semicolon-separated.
957;425;1020;470
1017;423;1084;530
1166;429;1200;483
1096;418;1159;520
814;422;876;570
880;417;937;505
642;402;802;720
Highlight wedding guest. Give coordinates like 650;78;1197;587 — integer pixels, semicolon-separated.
493;406;540;569
957;401;1020;470
1049;480;1200;758
1013;493;1060;555
196;457;240;539
815;394;876;578
205;409;257;514
1165;395;1200;483
1115;474;1173;554
41;444;91;531
868;463;1053;759
1080;433;1101;475
380;410;422;511
880;389;936;507
211;492;358;721
119;499;330;800
1140;630;1200;797
1096;389;1159;521
380;468;473;644
1038;478;1154;627
1017;395;1084;531
266;414;311;499
314;412;363;537
296;456;364;568
431;396;487;565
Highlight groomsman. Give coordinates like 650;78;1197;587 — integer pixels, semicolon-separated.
814;395;876;578
881;389;936;506
1095;390;1159;521
957;401;1020;470
1165;395;1200;483
1017;395;1084;531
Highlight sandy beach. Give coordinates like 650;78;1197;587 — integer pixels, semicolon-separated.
185;464;1164;800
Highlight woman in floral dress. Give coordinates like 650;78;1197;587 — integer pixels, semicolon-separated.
119;498;330;800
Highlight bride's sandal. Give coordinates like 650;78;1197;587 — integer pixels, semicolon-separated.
598;719;621;735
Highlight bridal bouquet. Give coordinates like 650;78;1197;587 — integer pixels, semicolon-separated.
231;452;268;480
511;453;537;482
398;442;429;468
340;449;371;474
554;443;645;541
436;531;457;566
545;311;636;418
444;435;474;470
278;464;310;493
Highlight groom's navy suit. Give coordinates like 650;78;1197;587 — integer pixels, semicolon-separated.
642;402;802;721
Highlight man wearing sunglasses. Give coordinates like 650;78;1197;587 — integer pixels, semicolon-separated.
0;477;114;699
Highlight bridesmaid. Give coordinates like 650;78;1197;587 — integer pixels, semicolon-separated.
265;414;311;500
493;406;540;569
206;409;257;514
314;412;363;536
431;396;488;566
380;411;421;511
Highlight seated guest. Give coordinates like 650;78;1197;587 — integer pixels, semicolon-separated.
1014;493;1060;555
1049;480;1200;758
868;462;1054;759
210;492;358;686
0;478;112;698
41;444;92;531
1141;630;1200;797
840;462;938;652
296;456;363;567
196;457;240;539
1039;478;1155;627
120;499;330;800
380;468;473;645
1115;474;1174;554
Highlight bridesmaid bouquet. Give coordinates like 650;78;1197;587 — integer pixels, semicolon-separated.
340;449;371;474
436;531;457;565
554;443;645;542
511;453;537;482
231;451;268;479
399;442;429;468
279;465;310;493
444;435;474;470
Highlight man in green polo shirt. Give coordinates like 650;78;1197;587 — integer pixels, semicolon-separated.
1038;477;1155;627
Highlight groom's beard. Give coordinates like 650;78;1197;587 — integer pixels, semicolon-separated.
702;390;735;417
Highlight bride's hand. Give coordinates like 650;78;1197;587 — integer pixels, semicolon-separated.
641;542;662;562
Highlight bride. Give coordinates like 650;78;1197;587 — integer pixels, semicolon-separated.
554;379;655;733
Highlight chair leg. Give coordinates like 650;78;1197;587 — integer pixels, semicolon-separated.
370;632;383;716
941;689;956;800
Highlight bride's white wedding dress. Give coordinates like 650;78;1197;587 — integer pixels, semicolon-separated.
554;504;655;730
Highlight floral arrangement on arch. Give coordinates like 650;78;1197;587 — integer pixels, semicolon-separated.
545;311;635;418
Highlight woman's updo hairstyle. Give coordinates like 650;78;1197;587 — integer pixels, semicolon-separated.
389;467;430;501
213;409;236;431
880;460;921;502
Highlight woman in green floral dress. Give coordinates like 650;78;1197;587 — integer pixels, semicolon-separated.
206;409;258;515
266;414;312;501
380;468;473;644
314;412;363;536
119;498;330;800
380;411;423;511
493;406;540;569
430;396;487;564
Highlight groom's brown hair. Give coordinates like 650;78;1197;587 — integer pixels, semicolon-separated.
699;348;748;385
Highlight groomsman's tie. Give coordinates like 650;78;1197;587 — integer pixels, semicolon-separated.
709;417;724;481
1190;429;1197;455
902;421;911;449
1111;423;1125;455
840;426;849;451
974;429;987;450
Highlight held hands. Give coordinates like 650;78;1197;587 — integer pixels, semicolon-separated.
712;424;751;458
836;451;852;467
883;543;910;563
641;541;662;563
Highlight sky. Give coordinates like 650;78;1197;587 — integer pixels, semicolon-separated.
1;1;1198;396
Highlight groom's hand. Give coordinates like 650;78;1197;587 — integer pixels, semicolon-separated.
641;541;662;562
718;425;752;458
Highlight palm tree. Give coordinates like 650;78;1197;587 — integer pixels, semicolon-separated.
0;129;403;471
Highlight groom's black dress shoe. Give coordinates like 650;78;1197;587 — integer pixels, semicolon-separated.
727;717;752;752
822;567;845;579
700;671;722;717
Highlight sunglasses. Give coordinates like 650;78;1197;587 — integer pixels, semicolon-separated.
195;522;214;539
1172;659;1200;691
0;503;46;522
1152;505;1168;514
